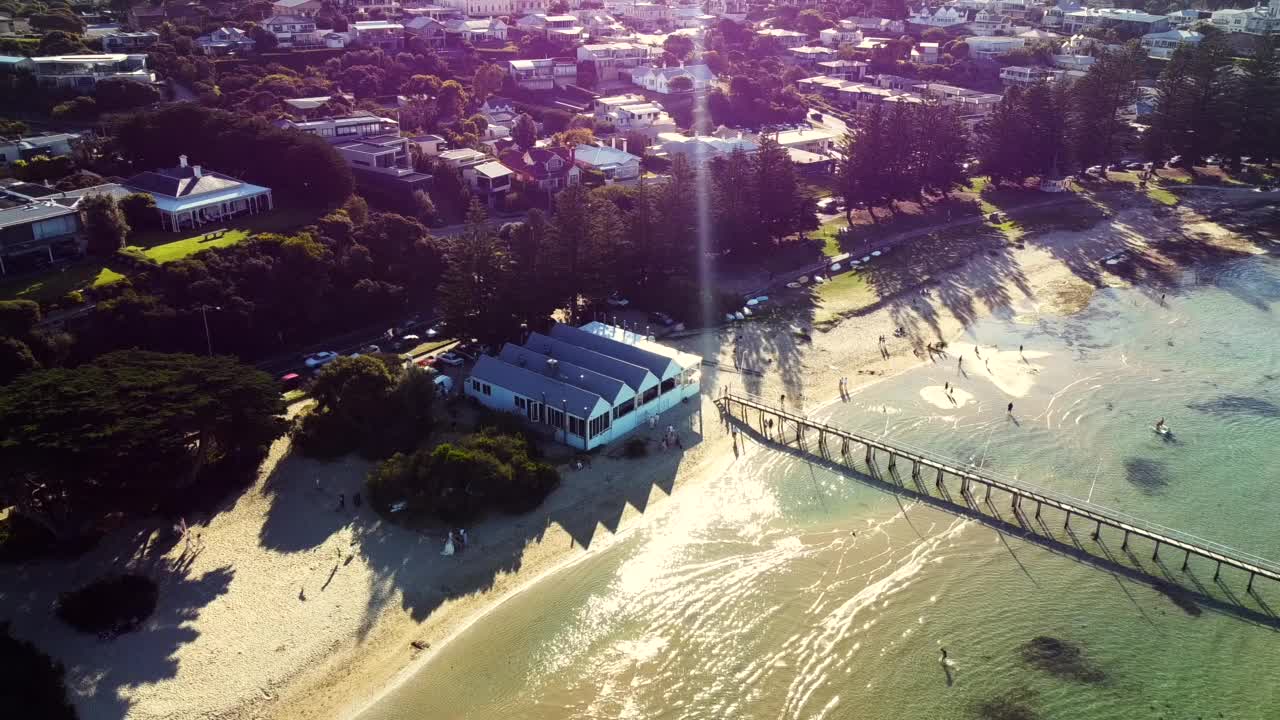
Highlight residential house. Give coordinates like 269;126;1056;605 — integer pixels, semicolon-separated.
478;96;517;139
517;14;586;44
101;31;159;53
670;6;715;28
999;65;1061;87
1041;0;1083;29
965;34;1025;59
576;12;627;39
968;8;1014;36
438;147;490;170
345;0;402;14
1052;53;1094;71
1141;29;1202;59
593;97;676;135
1018;29;1061;43
128;4;168;29
770;127;837;155
630;64;714;94
1166;9;1207;29
282;113;401;139
1213;1;1280;34
462;160;514;207
197;27;257;55
840;16;905;33
0;200;85;274
817;59;868;79
908;6;967;28
404;16;447;48
910;42;941;63
498;145;580;192
445;17;508;42
653;132;758;164
819;27;863;47
577;42;655;81
264;15;323;48
332;134;432;199
1062;8;1169;35
464;322;699;451
123;155;273;232
403;4;462;21
283;95;352;115
0;133;81;168
272;0;323;16
755;28;807;48
439;0;513;15
609;1;670;30
409;134;447;156
574;141;641;181
351;20;405;50
835;83;899;111
786;46;837;67
508;57;577;90
28;54;154;91
796;75;858;99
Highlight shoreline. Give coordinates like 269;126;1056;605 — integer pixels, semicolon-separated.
3;192;1270;720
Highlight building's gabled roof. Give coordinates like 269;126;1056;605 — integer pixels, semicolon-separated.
499;343;634;406
469;354;609;420
633;64;714;83
548;323;683;380
524;331;656;393
573;143;639;169
0;201;77;231
472;161;513;179
273;0;319;7
498;146;574;179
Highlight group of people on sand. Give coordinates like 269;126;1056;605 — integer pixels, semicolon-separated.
441;528;469;556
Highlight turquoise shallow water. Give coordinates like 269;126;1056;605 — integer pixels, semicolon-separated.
361;256;1280;720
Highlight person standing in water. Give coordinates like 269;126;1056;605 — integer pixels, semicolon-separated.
1156;417;1165;432
940;648;948;662
1007;402;1014;416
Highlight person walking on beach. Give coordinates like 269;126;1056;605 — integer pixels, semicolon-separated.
1007;402;1014;416
780;393;786;407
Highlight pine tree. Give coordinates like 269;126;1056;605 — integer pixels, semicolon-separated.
751;136;816;245
1070;43;1145;170
839;104;892;222
438;201;514;346
1146;39;1235;167
1023;82;1070;177
976;87;1028;185
1228;36;1280;165
917;103;969;198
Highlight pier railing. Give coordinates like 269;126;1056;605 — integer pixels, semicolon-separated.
718;390;1280;589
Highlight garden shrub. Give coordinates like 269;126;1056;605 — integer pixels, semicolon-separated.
56;574;158;635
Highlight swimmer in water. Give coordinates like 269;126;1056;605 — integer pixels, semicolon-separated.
1156;417;1165;432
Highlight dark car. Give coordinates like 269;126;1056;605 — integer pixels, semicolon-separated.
648;311;675;327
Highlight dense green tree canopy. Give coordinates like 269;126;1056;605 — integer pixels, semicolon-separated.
0;351;286;539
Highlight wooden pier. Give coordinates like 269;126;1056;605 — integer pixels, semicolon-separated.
718;391;1280;592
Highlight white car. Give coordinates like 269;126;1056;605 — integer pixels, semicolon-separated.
606;293;630;307
303;351;338;369
437;352;466;367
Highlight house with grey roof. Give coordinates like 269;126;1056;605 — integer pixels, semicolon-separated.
630;64;715;94
464;323;700;450
0;133;81;169
123;155;273;232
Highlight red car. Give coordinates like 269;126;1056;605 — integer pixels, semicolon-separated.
280;372;302;390
416;356;438;367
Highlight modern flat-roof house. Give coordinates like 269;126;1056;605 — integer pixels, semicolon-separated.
123;155;273;232
786;46;837;67
462;160;513;207
280;114;429;199
28;54;154;91
817;59;868;80
770;127;837;155
910;42;941;63
508;57;577;90
0;201;84;275
439;147;490;170
999;65;1062;87
1062;8;1170;35
965;35;1026;59
577;42;655;82
631;64;714;94
263;15;324;48
464;323;700;450
1141;29;1202;59
351;20;405;51
0;133;81;168
516;14;585;44
755;28;806;48
101;31;160;53
590;94;676;135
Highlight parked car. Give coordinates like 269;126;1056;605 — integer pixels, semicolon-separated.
816;197;842;213
362;344;381;354
425;322;447;338
437;352;466;367
433;375;454;396
303;351;338;369
416;355;438;367
648;311;675;327
393;334;421;351
606;292;630;307
280;372;303;390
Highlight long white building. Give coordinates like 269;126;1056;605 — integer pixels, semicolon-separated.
464;322;701;450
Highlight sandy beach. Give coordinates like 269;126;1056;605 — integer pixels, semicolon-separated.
1;190;1273;720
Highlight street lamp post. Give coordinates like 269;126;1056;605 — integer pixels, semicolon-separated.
199;305;221;356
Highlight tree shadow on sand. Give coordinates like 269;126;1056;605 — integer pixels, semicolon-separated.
255;399;707;637
0;525;235;720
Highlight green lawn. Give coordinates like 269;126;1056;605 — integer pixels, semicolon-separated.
814;218;848;257
404;338;454;357
1;208;320;304
814;270;873;325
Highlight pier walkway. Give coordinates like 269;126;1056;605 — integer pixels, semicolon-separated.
718;391;1280;592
